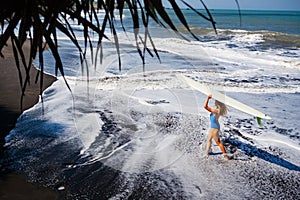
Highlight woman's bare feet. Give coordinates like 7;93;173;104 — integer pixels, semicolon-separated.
223;154;232;160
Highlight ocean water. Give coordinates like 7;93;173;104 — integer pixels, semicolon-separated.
189;9;300;35
2;9;300;199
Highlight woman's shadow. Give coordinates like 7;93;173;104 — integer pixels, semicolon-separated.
224;137;300;171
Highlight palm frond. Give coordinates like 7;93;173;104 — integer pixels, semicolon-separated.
0;0;227;110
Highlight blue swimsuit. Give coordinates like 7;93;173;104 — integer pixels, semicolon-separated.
210;113;220;129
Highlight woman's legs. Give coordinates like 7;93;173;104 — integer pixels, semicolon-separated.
205;130;213;155
212;132;227;154
206;128;228;156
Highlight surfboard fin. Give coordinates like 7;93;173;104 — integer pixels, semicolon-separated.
256;117;263;128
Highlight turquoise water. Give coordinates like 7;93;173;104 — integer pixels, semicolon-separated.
175;9;300;35
150;9;300;49
210;10;300;35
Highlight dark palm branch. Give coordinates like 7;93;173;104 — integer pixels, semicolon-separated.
0;0;236;109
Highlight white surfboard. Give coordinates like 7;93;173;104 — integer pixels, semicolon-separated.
176;74;272;120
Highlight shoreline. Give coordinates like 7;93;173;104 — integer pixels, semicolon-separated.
0;41;60;199
0;40;57;150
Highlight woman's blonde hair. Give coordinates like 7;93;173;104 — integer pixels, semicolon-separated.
215;100;227;116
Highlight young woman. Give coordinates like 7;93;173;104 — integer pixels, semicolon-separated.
203;94;230;159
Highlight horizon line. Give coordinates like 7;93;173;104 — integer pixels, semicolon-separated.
164;7;300;12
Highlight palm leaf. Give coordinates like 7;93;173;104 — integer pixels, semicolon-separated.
235;0;242;26
11;36;23;89
168;0;199;40
95;9;109;68
0;13;21;57
38;32;44;100
0;0;228;110
150;0;178;31
44;29;72;93
117;0;127;32
12;35;30;86
199;0;217;34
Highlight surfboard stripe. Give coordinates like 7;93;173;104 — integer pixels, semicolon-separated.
176;74;272;120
